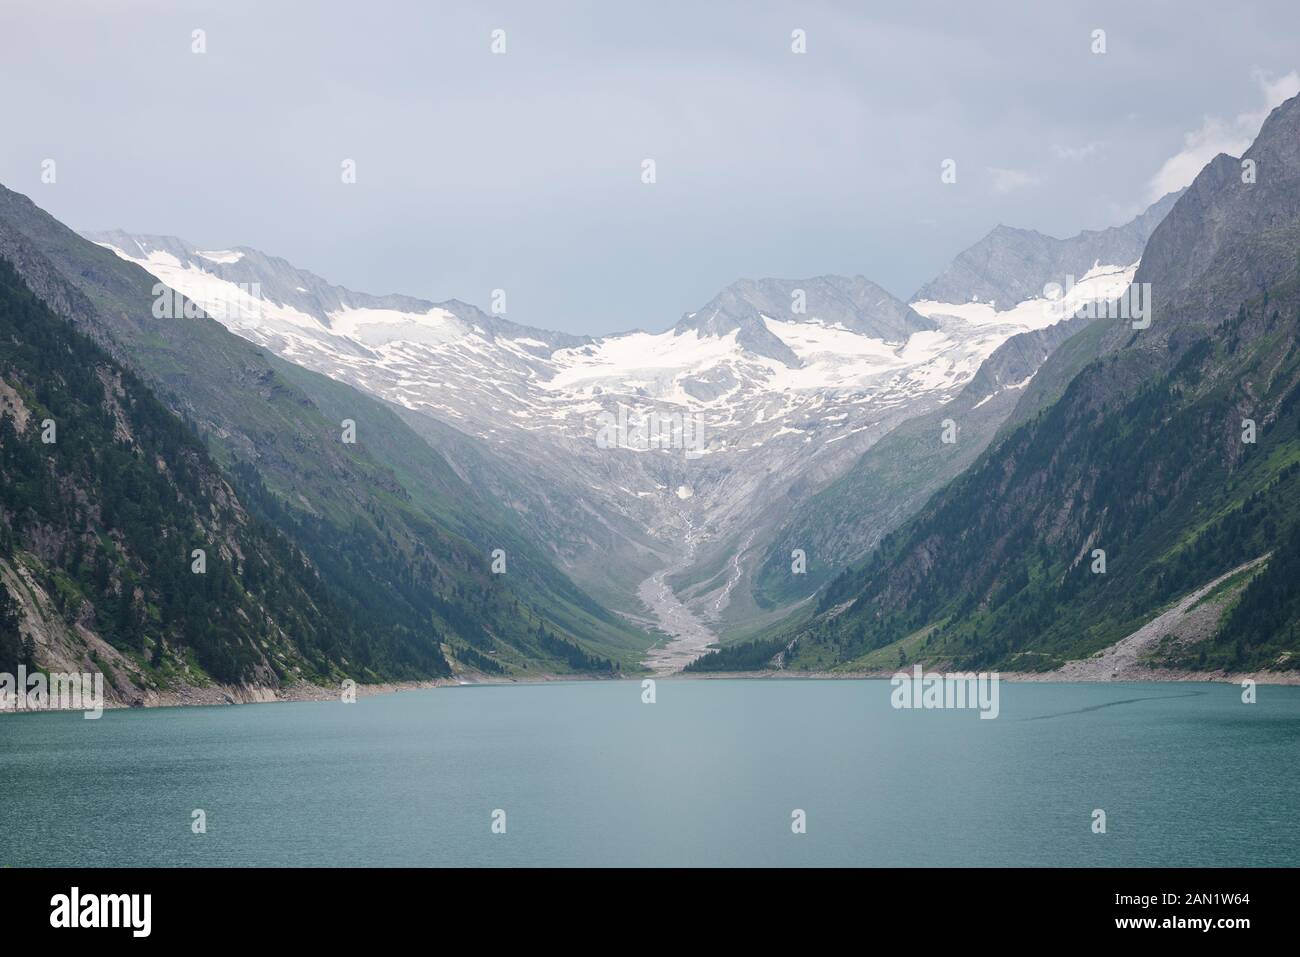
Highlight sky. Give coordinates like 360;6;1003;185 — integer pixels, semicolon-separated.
2;0;1298;336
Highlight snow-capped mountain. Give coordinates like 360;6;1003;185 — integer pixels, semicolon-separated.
85;212;1157;648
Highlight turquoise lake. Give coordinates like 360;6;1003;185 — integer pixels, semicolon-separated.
1;679;1297;867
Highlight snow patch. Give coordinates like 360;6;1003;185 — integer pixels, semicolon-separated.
196;249;243;264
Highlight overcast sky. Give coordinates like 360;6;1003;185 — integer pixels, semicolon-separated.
2;1;1298;335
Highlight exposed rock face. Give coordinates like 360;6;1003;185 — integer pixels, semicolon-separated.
1134;99;1300;326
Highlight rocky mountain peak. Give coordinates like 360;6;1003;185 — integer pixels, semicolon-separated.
676;275;935;367
1134;92;1300;325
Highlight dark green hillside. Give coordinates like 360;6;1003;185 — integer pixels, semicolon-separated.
0;255;432;685
798;282;1300;673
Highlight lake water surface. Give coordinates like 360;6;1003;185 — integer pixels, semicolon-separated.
2;679;1296;867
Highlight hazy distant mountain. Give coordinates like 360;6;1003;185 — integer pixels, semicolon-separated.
914;190;1182;308
84;229;589;353
676;276;936;365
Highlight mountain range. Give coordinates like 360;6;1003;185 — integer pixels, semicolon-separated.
697;91;1300;677
4;92;1297;697
81;194;1168;653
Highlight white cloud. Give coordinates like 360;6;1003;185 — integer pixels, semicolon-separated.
1146;69;1300;201
987;167;1039;194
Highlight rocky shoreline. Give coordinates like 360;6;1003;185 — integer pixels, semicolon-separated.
5;663;1297;718
671;667;1300;685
